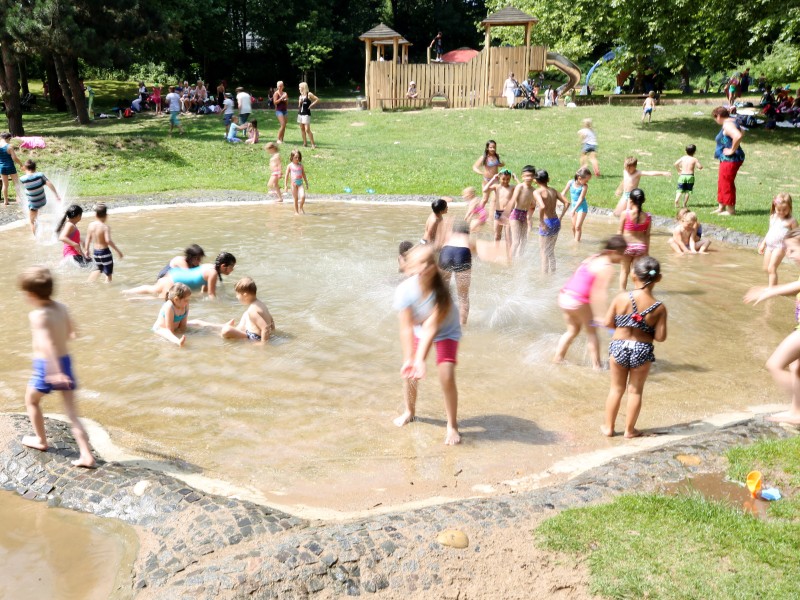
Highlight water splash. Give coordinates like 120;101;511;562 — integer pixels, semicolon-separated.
33;170;73;246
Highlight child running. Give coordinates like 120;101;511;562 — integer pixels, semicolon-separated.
484;168;516;250
125;252;236;299
673;144;703;208
563;167;591;242
578;119;600;177
614;157;670;216
463;187;487;233
19;159;61;234
618;188;652;289
85;203;124;282
744;230;800;424
152;283;191;347
18;266;95;467
641;91;656;123
472;140;504;208
759;193;797;286
668;210;711;254
554;236;627;369
189;277;275;344
57;204;91;266
284;150;308;215
508;165;536;258
603;257;668;437
534;169;569;273
265;142;283;201
422;198;448;247
0;132;23;205
393;245;462;445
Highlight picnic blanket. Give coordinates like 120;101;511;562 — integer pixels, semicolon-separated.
16;136;46;149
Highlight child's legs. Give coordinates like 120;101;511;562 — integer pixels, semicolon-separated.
575;212;587;241
697;238;712;253
23;386;48;448
624;362;652;435
554;304;590;362
268;174;279;195
454;270;471;325
1;174;8;203
613;195;628;216
154;326;186;346
437;360;459;442
493;218;504;242
298;185;306;212
571;211;578;236
401;378;418;419
291;183;299;212
509;220;522;255
518;224;528;256
668;238;682;254
538;235;549;272
588;152;599;175
580;152;588;168
221;324;248;339
29;207;38;232
674;190;683;206
619;255;633;290
60;389;95;464
604;360;629;435
767;247;785;286
546;235;558;272
765;331;800;394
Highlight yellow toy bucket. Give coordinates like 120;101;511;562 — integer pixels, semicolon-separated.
746;471;763;499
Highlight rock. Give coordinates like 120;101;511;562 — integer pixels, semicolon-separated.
436;530;469;549
133;480;151;496
675;454;702;466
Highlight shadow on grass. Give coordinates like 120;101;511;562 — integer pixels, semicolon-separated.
645;116;800;147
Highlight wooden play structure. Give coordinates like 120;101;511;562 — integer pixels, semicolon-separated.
359;7;581;110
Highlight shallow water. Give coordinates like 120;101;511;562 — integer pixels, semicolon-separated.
0;491;137;599
660;473;770;518
0;201;791;513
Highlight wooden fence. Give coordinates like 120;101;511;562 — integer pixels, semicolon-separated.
367;46;548;109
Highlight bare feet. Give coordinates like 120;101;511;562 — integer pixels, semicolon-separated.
767;410;800;425
71;456;97;468
445;427;461;445
178;335;187;347
600;426;614;437
624;428;643;439
22;435;48;451
393;411;415;427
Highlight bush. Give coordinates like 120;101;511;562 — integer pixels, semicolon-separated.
78;61;183;85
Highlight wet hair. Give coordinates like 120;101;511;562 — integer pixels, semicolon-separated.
712;106;730;119
55;204;83;233
214;252;236;278
432;198;448;214
290;149;302;162
628;188;646;224
534;169;549;184
167;282;191;301
23;159;36;171
574;167;592;181
771;192;793;217
407;245;451;316
453;219;470;234
685;144;696;156
0;132;12;141
633;256;661;288
94;203;108;218
481;140;500;166
521;164;536;175
683;211;698;224
624;156;638;168
19;265;54;300
676;207;689;221
498;168;512;177
234;277;257;295
185;244;205;266
398;240;413;256
603;235;627;253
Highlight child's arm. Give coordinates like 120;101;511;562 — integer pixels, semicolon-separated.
589;265;614;322
482;174;499;193
617;212;626;235
673;158;682;172
577;183;588;206
84;226;95;255
653;306;668;342
411;307;442;380
104;226;123;259
175;308;188;334
561;181;572;203
695;158;703;170
687;229;697;253
644;220;651;249
745;280;800;304
672;228;689;254
557;191;569;219
9;145;23;167
509;184;522;210
283;166;290;190
59;223;85;257
302;168;309;189
31;309;73;388
205;271;220;299
44;179;61;202
398;307;416;377
472;156;485;176
603;295;620;329
640;170;671;177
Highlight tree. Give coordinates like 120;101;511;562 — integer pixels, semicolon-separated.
0;33;24;135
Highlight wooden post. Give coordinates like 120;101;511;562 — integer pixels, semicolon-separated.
482;25;491;106
524;24;532;81
364;40;372;108
392;37;399;110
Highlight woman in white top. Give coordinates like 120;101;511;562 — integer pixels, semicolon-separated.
502;73;518;109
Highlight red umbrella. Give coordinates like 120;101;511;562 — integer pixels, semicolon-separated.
440;48;479;63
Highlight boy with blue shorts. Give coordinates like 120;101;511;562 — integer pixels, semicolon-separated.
20;159;61;234
19;266;95;468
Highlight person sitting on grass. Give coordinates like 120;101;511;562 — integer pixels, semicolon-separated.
226;115;248;143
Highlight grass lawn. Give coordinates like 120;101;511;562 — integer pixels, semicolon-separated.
11;81;800;236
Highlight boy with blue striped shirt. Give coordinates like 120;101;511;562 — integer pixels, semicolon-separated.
20;160;60;234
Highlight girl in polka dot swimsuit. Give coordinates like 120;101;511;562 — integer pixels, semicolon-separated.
602;256;668;439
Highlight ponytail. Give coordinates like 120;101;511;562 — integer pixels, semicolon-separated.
56;204;83;234
214;252;236;280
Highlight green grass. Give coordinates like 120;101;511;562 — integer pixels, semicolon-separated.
727;436;800;521
13;83;800;235
536;493;800;599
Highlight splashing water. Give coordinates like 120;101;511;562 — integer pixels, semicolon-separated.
33;170;73;246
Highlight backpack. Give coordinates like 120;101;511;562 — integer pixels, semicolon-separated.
123;108;133;118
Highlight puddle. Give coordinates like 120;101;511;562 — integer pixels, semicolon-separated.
660;473;770;518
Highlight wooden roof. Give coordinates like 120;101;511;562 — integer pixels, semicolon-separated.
359;24;404;41
481;6;538;26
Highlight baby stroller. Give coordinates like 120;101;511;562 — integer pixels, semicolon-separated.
515;82;540;109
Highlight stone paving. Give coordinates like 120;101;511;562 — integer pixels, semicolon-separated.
1;412;795;598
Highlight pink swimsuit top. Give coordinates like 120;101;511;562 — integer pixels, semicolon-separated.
561;258;597;304
62;228;80;257
623;210;651;232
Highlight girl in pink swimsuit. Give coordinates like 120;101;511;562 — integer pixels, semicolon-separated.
618;188;652;290
553;236;627;369
56;204;90;266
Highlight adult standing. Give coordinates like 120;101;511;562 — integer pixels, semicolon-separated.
165;86;184;135
236;87;252;125
502;72;518;109
739;68;751;96
297;82;319;149
216;81;226;106
138;81;148;104
273;81;288;144
712;106;744;216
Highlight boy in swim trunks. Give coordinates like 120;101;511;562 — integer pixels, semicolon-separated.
641;91;656;123
422;198;448;248
189;277;275;344
673;144;703;208
508;165;536;259
533;169;569;273
484;169;516;252
85;203;124;283
613;157;671;216
20;159;61;235
18;266;96;468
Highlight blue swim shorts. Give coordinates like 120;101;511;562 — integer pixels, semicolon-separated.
30;356;77;394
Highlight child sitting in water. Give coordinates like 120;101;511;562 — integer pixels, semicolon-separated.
20;159;61;235
533;169;569;273
190;277;275;344
673;144;703;208
126;252;236;300
759;193;797;286
744;229;800;424
603;256;668;438
613;157;670;216
157;244;205;280
153;283;191;347
18;266;96;468
398;240;413;274
422;198;448;247
668;210;711;254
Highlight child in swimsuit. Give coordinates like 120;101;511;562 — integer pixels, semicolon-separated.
153;283;191;347
673;144;703;208
668;210;711;255
603;256;667;438
744;229;800;425
245;119;260;144
56;204;91;267
126;252;236;300
484;169;516;252
533;169;569;273
439;220;474;325
554;236;627;369
758;193;797;286
284;149;308;215
563;167;591;242
20;159;61;235
472;140;504;209
463;187;487;233
508;165;536;259
188;277;275;344
613;156;670;216
618;188;651;290
265;142;283;201
641;91;656;123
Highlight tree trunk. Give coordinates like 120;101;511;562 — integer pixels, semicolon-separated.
0;36;25;136
19;57;29;96
43;52;66;111
63;57;90;125
53;54;76;116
